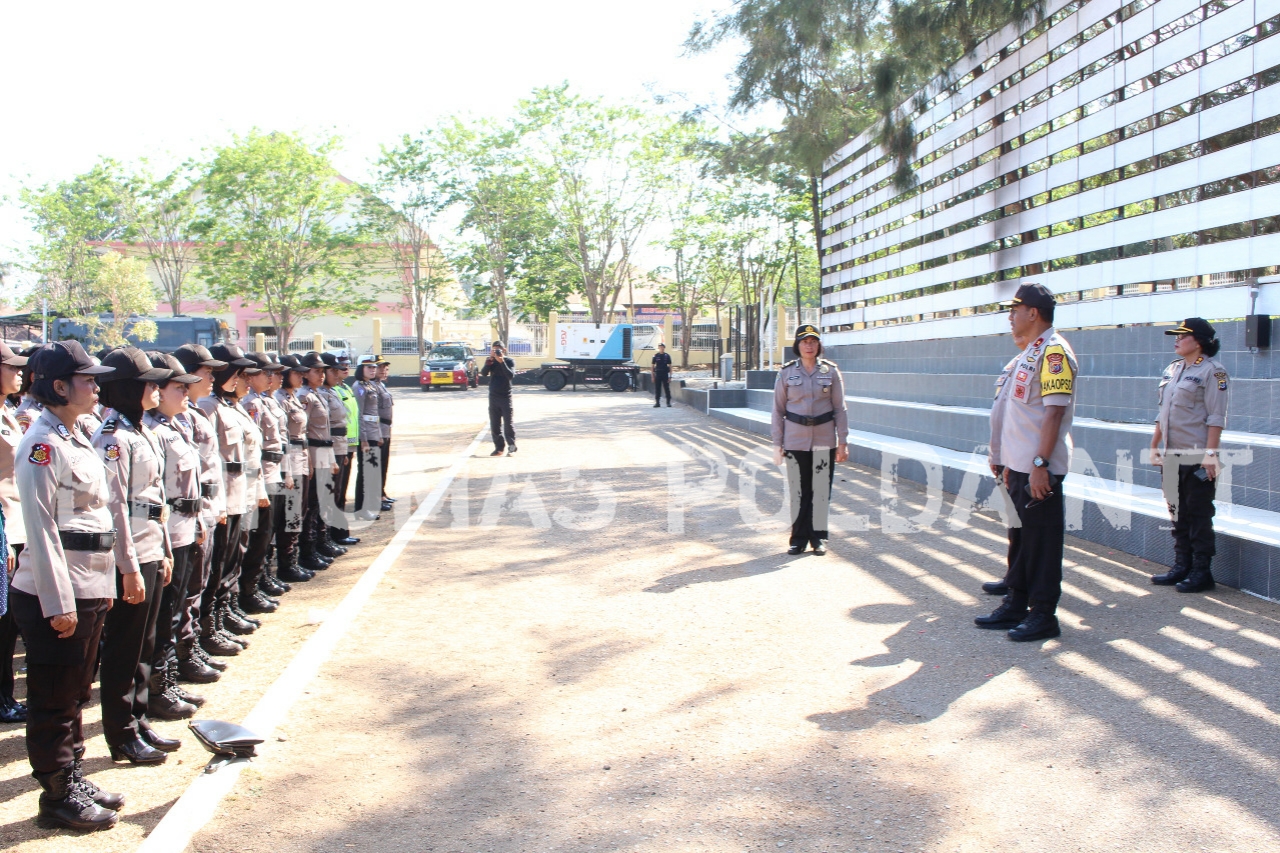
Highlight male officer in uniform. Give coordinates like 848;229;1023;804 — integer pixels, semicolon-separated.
980;327;1033;596
1149;318;1229;592
651;343;673;407
977;283;1077;642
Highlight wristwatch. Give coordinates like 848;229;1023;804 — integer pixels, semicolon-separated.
1032;455;1048;468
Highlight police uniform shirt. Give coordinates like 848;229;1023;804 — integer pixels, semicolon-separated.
988;353;1021;468
276;389;311;478
230;400;268;505
652;351;673;376
12;408;116;617
245;390;285;486
355;380;381;444
198;397;250;516
770;358;850;451
998;328;1078;475
319;385;349;457
299;386;337;472
376;380;393;440
1156;355;1229;452
93;414;173;569
178;402;225;528
14;395;43;433
0;402;27;546
144;412;201;549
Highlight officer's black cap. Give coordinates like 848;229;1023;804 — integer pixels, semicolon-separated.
299;351;326;370
209;343;255;369
103;346;173;383
1001;282;1056;310
0;342;28;367
246;352;285;372
319;351;350;369
148;352;200;385
278;354;308;373
793;324;821;350
31;340;116;381
1166;317;1216;342
172;344;228;372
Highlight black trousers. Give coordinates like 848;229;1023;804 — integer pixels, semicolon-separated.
181;527;213;644
489;395;515;451
153;543;194;668
204;513;245;616
785;449;835;547
242;495;277;595
100;560;163;747
11;591;108;773
654;374;671;403
1169;463;1217;558
380;435;391;497
355;442;382;511
1006;469;1066;612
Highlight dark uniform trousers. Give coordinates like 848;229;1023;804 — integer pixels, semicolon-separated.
182;529;213;645
355;443;382;511
100;559;163;747
489;395;515;451
330;453;353;539
1171;463;1216;559
654;373;671;404
204;513;245;618
380;436;391;498
242;491;278;594
276;476;305;568
153;543;193;669
305;472;330;551
785;449;835;547
10;590;108;772
1006;469;1066;612
0;543;23;703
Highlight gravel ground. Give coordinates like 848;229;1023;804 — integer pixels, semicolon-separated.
7;385;1280;852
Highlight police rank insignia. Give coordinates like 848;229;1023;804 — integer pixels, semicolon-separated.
1215;371;1228;391
1194;356;1203;365
29;444;51;466
105;444;121;461
55;423;71;440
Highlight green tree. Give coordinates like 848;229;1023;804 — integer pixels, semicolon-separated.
121;162;202;317
192;131;370;346
82;251;160;347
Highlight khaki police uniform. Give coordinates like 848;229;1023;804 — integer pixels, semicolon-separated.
197;396;251;634
13;395;43;434
354;378;381;512
0;401;25;715
994;328;1077;613
319;384;349;529
1155;354;1229;565
177;401;223;649
242;390;282;601
376;377;393;499
10;407;116;772
771;357;849;549
299;384;335;555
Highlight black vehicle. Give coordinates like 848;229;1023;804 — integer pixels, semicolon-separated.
420;343;479;391
52;314;229;349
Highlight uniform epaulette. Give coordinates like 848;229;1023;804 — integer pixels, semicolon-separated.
101;418;118;434
819;358;836;366
781;359;798;368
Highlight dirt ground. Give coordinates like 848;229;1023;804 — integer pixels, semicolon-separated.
4;386;1279;853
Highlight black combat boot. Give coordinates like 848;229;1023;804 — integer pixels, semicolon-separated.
230;597;262;628
1008;608;1061;642
177;638;221;682
71;749;125;810
192;639;228;672
221;604;256;637
199;613;242;657
280;551;313;583
975;594;1029;629
34;766;118;831
167;660;205;707
1176;553;1216;593
1152;551;1191;585
147;662;196;720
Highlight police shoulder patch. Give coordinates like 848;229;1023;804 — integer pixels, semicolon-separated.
29;443;52;466
1039;344;1074;395
104;444;121;461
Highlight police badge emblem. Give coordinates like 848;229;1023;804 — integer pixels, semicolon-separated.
29;444;51;466
1046;353;1065;375
105;444;121;461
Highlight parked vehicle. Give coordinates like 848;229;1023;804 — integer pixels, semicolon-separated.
420;343;479;391
52;315;230;349
529;323;639;392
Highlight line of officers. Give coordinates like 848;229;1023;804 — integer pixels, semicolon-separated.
0;339;397;832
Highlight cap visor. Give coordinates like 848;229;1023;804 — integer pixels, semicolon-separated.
998;299;1020;307
229;357;255;368
1;355;29;367
139;367;174;382
1164;327;1193;335
169;374;201;385
77;365;116;376
262;364;285;372
198;358;228;369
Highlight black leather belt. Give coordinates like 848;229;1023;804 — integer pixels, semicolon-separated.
224;461;244;474
784;410;835;427
201;482;219;498
129;502;165;521
308;438;333;448
262;451;284;463
379;417;392;425
60;530;116;552
330;426;348;437
169;497;201;515
288;439;306;447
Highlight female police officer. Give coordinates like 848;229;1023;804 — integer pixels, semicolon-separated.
9;341;122;831
771;325;849;555
1149;318;1229;593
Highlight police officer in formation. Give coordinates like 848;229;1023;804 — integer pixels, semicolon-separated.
1149;318;1229;593
0;339;395;831
771;324;849;556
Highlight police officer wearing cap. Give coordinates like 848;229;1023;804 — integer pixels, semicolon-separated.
979;327;1034;598
241;353;289;610
275;355;317;581
94;347;177;765
771;325;849;555
142;353;207;718
298;352;339;569
0;342;31;724
976;283;1078;642
651;342;673;407
1149;318;1229;593
10;341;124;831
354;356;383;519
375;358;394;509
317;353;354;543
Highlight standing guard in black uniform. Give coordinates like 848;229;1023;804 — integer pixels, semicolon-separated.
651;342;672;407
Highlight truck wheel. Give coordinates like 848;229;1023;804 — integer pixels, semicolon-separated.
608;372;631;392
543;370;567;392
421;385;431;392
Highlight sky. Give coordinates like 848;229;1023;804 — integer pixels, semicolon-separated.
0;0;750;294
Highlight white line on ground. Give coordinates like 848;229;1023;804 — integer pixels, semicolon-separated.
136;426;487;853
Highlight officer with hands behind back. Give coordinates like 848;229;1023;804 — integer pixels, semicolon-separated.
651;342;672;407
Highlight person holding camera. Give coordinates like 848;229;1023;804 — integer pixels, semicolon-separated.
976;284;1077;642
481;343;516;457
1148;318;1228;593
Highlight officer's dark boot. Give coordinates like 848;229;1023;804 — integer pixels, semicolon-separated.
221;604;256;637
199;613;241;657
1176;553;1216;593
279;543;313;583
34;766;118;831
167;659;205;708
229;596;262;628
147;662;196;720
318;536;345;558
975;592;1029;629
71;747;125;810
190;638;228;672
1152;549;1192;585
1008;607;1061;642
